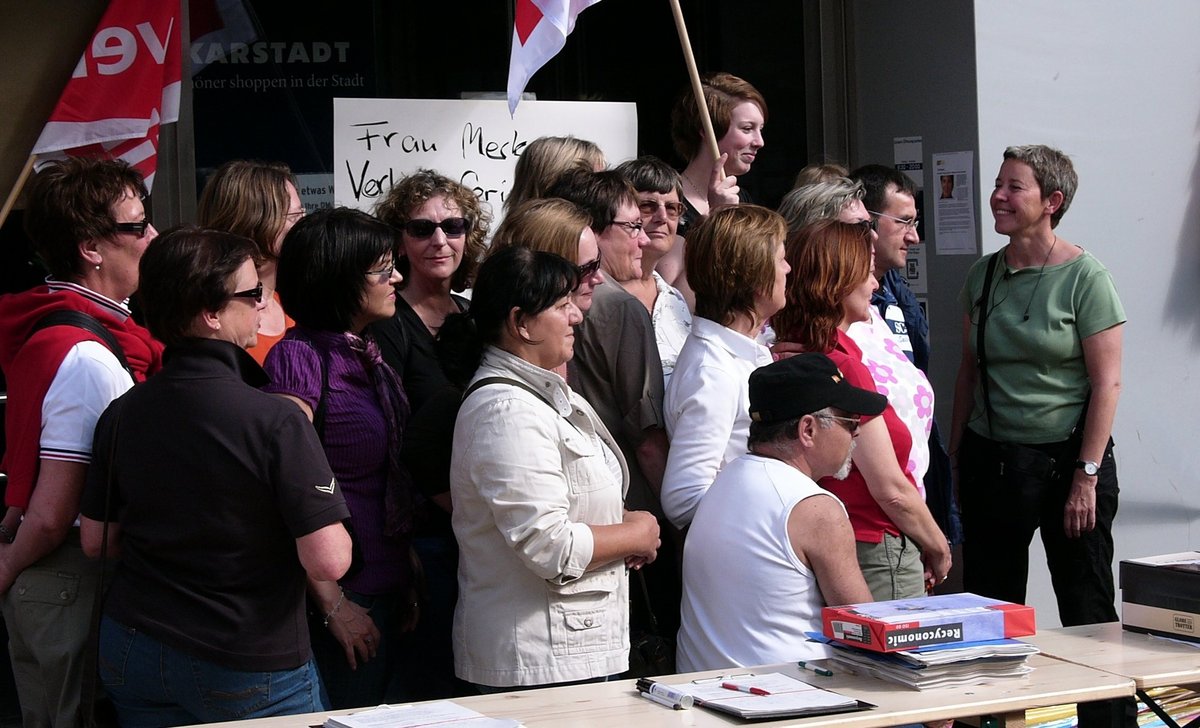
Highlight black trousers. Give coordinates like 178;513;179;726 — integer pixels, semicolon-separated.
959;429;1135;728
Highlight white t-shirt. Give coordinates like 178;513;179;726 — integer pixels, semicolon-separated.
650;271;692;388
678;455;841;671
40;341;133;464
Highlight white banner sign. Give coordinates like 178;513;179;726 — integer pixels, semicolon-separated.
333;98;638;221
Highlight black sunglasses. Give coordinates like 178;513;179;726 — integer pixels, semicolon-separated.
852;219;878;236
230;282;264;304
115;220;150;237
403;217;470;238
576;251;603;279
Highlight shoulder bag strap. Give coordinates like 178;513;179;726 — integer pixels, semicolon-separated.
30;309;134;378
462;375;553;410
975;250;1004;430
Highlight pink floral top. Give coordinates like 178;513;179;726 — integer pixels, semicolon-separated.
846;308;934;498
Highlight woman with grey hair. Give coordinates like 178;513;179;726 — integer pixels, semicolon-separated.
778;175;868;234
950;144;1128;728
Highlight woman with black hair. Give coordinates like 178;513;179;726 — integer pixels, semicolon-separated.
442;246;660;691
262;207;416;709
79;227;351;725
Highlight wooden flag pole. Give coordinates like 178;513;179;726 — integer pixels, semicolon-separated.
668;0;723;175
0;154;37;230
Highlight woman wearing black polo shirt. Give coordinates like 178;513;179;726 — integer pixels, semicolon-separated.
79;228;352;726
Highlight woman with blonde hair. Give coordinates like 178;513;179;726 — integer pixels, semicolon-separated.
660;204;789;529
774;220;951;599
490;197;605;313
504;135;606;214
197;159;305;362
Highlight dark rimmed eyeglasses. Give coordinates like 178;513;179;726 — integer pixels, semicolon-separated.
230;282;264;304
115;220;150;237
851;219;878;237
576;251;603;279
868;210;920;231
610;220;644;237
817;413;862;435
365;260;397;283
285;208;307;221
637;200;685;220
403;217;469;239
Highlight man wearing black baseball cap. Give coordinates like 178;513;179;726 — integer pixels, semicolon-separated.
676;353;886;672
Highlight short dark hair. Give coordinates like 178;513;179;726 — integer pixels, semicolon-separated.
1003;144;1077;228
24;157;148;280
373;168;492;291
137;226;260;347
545;168;638;232
614;156;683;199
747;416;803;449
438;246;578;382
276;207;397;332
849;164;917;215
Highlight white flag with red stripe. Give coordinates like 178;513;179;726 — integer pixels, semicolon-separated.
507;0;602;116
32;0;181;190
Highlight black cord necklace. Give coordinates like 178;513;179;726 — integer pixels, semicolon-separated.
1020;234;1058;321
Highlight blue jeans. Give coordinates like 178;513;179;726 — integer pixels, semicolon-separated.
98;617;327;727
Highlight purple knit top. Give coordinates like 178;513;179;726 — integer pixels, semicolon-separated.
263;327;411;595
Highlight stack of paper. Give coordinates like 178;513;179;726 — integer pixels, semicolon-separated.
827;638;1039;690
324;701;522;728
661;672;868;720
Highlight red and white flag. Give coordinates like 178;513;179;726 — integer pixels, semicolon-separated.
507;0;602;115
32;0;182;190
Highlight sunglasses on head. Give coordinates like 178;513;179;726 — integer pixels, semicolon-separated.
403;217;469;238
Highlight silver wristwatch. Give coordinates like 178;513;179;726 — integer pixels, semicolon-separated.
1075;459;1100;476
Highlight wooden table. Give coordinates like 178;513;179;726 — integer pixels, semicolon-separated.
1026;621;1200;728
195;654;1132;728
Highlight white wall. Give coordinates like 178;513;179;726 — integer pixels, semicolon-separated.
974;0;1200;627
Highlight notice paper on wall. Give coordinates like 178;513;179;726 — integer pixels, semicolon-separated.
893;136;928;294
932;151;977;255
333;98;638;227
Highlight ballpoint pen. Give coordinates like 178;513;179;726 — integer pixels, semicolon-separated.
721;681;771;696
797;660;834;677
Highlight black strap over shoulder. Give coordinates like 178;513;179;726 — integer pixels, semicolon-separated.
975;250;1091;441
462;375;553;410
29;309;133;378
975;250;1004;429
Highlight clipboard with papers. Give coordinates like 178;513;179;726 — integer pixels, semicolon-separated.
660;671;873;720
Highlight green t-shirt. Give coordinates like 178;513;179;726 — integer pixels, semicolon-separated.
958;248;1125;444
